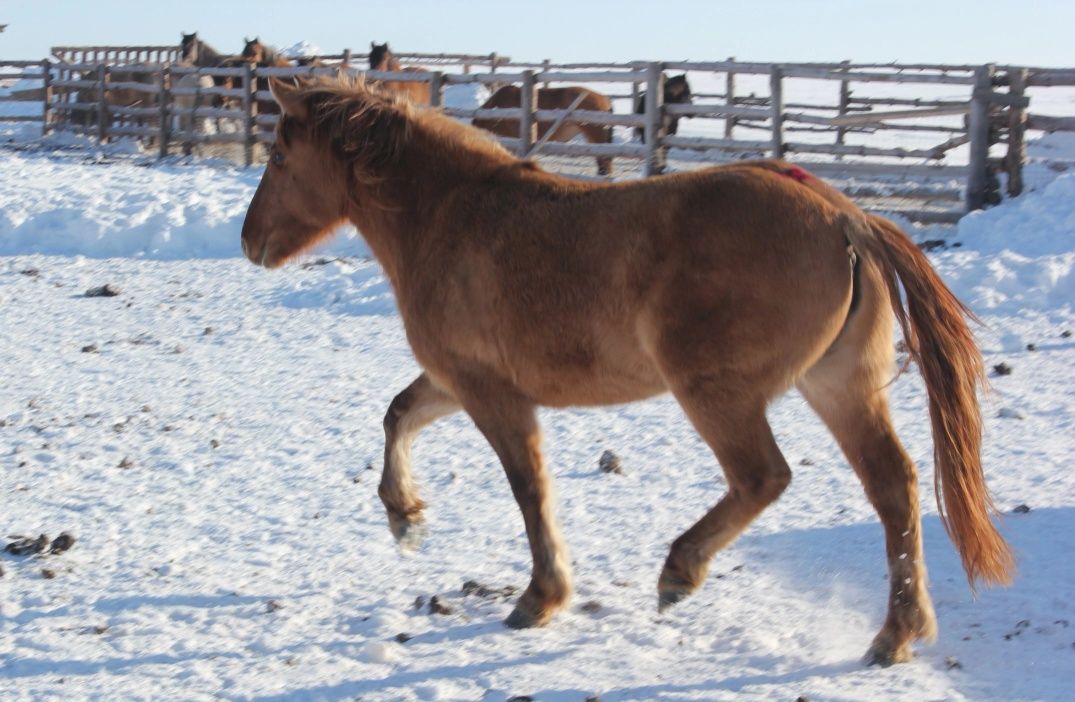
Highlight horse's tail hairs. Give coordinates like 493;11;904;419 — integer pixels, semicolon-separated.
850;214;1015;591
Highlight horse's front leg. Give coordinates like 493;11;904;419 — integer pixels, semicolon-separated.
458;382;572;629
379;373;460;550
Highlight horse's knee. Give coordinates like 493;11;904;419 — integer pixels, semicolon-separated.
734;466;791;504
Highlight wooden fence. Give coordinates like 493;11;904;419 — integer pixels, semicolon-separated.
3;48;1075;224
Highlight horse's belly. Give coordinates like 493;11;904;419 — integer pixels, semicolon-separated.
511;342;667;407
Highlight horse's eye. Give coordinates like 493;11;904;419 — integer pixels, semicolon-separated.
272;150;285;166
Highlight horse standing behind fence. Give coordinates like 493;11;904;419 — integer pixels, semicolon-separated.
241;38;295;115
635;73;693;142
472;85;615;175
368;42;432;105
240;76;1014;667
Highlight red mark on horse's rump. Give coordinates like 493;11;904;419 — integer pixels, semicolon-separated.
781;166;812;183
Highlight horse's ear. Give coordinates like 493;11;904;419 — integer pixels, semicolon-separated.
270;78;307;121
244;36;250;44
370;41;375;49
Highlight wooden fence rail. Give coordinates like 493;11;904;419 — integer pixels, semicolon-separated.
1;49;1073;223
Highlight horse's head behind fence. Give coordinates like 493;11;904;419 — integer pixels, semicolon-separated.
369;42;396;71
664;74;692;105
180;32;199;63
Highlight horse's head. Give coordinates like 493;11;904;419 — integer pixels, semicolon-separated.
242;37;262;63
664;74;693;105
242;79;356;268
180;32;198;63
369;42;392;71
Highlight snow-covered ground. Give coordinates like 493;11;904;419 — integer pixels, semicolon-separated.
1;130;1073;701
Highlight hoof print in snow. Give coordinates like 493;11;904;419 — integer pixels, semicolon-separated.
394;632;413;643
84;284;120;298
945;656;963;670
413;595;427;611
202;326;214;335
918;239;946;252
580;600;602;614
117;456;134;469
428;595;453;615
1026;343;1037;351
1012;504;1031;514
1061;330;1072;338
210;439;221;449
598;450;624;475
5;534;50;556
997;407;1025;420
49;532;75;555
462;579;517;601
81;344;98;353
992;362;1013;376
265;599;284;613
507;697;534;702
41;568;56;579
19;268;41;277
586;697;603;702
799;457;814;466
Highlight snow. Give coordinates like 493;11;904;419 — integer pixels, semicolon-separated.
1;128;1074;701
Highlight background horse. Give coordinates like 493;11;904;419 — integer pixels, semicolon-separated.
635;73;693;142
180;32;233;68
472;85;615;175
241;38;295;115
241;77;1014;667
367;42;432;105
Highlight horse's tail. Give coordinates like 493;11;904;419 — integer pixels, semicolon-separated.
848;214;1015;589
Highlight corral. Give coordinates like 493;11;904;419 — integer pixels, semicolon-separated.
2;44;1074;223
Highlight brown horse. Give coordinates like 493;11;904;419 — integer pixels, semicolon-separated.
241;77;1014;667
367;42;431;105
240;38;295;115
472;85;615;176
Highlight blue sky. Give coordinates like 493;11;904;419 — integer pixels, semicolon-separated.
2;0;1072;66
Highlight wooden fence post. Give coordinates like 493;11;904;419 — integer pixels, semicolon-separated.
769;64;784;159
342;48;352;66
1005;67;1028;198
158;64;171;158
429;71;443;108
836;59;851;146
243;62;255;167
41;59;52;136
519;69;537;156
643;62;666;176
490;53;499;73
966;64;995;211
96;63;109;144
724;56;736;139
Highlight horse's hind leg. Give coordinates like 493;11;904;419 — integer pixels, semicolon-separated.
798;330;937;665
379;372;460;549
657;378;792;610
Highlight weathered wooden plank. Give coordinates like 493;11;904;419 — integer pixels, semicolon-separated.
0;115;44;122
781;66;977;84
843;185;963;201
795;161;970;178
536;70;646;83
1026;114;1075;131
786;141;943;159
532;141;647;158
830;105;970;126
661;135;772;152
965;66;994;211
664;103;771;120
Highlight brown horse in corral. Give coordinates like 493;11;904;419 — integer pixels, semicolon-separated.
239;38;295;116
241;77;1015;667
368;42;432;105
472;85;615;176
180;32;233;68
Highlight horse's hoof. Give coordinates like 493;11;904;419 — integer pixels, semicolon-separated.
504;604;549;629
863;640;913;667
657;589;690;613
388;513;426;551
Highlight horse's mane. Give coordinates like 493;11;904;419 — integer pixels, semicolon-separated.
287;76;518;180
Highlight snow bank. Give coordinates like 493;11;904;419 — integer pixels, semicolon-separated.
934;172;1075;314
0;152;367;260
